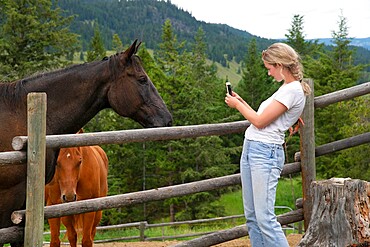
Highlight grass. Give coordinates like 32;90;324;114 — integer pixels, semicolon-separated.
213;59;243;85
218;176;303;216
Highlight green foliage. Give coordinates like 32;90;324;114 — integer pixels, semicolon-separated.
285;15;307;55
112;33;124;53
237;38;278;110
56;0;275;65
305;14;366;179
146;20;238;221
82;22;240;223
322;95;370;179
0;0;79;80
86;24;106;62
285;14;323;58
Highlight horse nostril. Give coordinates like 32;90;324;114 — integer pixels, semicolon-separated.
62;194;77;202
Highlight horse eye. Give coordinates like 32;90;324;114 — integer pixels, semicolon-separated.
138;76;147;84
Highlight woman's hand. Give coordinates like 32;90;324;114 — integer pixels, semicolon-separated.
225;92;242;109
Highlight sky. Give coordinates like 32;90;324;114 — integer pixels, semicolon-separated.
169;0;370;39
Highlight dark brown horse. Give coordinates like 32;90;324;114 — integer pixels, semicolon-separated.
45;135;108;247
0;40;172;246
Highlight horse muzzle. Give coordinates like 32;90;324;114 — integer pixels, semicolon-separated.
61;193;77;203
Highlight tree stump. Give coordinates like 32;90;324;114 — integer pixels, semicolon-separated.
298;178;370;247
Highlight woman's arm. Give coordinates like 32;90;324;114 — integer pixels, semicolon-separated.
225;94;287;129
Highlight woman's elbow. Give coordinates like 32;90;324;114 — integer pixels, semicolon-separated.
253;121;268;129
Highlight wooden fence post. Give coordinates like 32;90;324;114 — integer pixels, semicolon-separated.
25;93;46;246
299;79;315;230
139;221;147;241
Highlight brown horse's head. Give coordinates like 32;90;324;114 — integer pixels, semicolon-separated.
107;40;172;128
56;147;82;203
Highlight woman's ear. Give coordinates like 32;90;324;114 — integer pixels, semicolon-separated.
275;63;283;68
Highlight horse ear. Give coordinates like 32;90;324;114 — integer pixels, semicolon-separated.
125;39;138;58
134;41;142;54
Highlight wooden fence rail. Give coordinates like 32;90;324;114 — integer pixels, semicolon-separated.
10;82;370;151
44;215;247;243
44;208;298;244
314;81;370;108
13;162;302;223
1;129;369;166
294;132;370;161
11;121;251;151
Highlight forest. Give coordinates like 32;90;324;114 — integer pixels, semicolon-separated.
57;0;370;68
0;0;369;226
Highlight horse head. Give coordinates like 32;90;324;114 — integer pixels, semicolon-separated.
107;40;172;128
56;147;82;203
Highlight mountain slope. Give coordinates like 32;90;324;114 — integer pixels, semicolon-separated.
58;0;275;64
58;0;370;68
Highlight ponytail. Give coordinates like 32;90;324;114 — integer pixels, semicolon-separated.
300;80;311;96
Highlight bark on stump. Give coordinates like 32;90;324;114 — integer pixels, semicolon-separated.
298;178;370;247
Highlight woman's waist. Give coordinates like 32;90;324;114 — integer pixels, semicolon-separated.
245;126;285;145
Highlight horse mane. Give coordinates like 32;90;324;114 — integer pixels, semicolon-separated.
0;81;26;107
0;55;121;106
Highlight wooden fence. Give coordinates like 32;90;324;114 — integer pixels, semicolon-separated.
0;81;369;245
44;206;296;244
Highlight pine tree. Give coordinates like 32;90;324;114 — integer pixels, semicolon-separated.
308;13;364;179
285;15;307;56
305;13;362;95
112;33;124;53
152;20;236;222
86;24;106;62
237;38;276;110
0;0;79;80
285;14;323;59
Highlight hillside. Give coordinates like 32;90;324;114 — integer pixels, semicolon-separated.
57;0;370;70
58;0;276;65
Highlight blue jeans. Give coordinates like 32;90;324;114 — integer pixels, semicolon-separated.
240;139;289;247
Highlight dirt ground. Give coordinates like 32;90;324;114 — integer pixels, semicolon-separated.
90;234;303;247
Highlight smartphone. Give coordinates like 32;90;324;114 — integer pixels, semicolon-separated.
226;82;232;95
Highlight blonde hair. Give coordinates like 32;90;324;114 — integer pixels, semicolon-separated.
262;43;311;95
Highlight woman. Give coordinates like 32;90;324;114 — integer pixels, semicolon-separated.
225;43;311;246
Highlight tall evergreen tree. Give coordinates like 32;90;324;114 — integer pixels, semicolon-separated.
236;38;276;111
0;0;79;81
112;33;124;53
305;13;362;95
284;15;324;160
152;20;236;222
86;24;106;62
306;13;364;178
285;15;307;56
285;14;323;60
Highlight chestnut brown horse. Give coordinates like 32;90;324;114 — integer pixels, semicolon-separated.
45;139;108;247
0;40;172;247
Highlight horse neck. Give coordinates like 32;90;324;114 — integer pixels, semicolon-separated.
24;62;112;134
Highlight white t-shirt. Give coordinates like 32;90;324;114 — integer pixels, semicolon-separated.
245;81;306;144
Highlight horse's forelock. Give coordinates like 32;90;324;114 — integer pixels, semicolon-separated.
131;55;145;73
